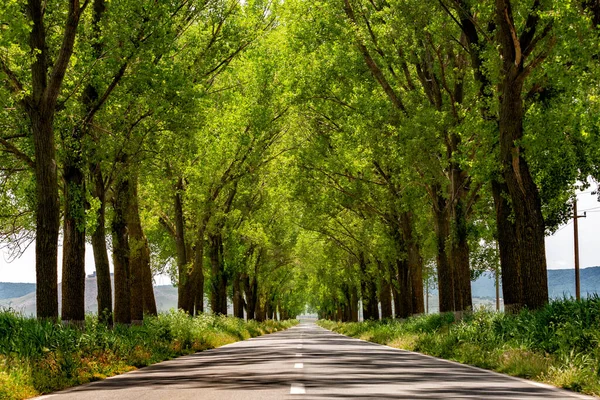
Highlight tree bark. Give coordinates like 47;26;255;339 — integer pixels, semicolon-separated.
173;177;190;309
359;255;379;320
495;0;549;310
457;0;528;312
61;146;86;325
91;167;112;325
243;273;257;320
209;232;227;315
379;274;393;319
26;0;83;320
449;196;472;312
433;189;454;312
492;180;524;312
233;272;244;319
395;258;412;318
31;112;60;321
391;275;401;319
255;296;265;322
178;215;206;315
350;285;359;321
112;171;131;325
400;211;425;314
192;225;206;314
128;173;156;321
83;0;112;324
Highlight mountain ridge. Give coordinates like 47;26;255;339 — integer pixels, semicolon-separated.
2;267;599;316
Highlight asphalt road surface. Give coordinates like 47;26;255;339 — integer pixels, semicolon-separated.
37;322;596;399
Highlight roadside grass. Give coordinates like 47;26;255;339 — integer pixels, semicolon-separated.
0;309;298;400
318;296;600;397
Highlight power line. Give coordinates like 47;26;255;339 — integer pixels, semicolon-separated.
579;206;600;212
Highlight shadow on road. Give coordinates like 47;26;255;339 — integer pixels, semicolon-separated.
60;326;582;399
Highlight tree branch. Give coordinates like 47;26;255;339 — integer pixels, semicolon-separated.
0;57;25;97
0;138;35;169
44;0;83;110
342;0;407;114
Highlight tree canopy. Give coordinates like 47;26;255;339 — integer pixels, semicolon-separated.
1;0;599;323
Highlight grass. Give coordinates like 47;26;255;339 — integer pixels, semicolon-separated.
318;296;600;397
0;309;298;400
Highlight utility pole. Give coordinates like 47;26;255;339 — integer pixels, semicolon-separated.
573;197;587;301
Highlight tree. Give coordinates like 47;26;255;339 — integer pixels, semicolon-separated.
1;0;88;320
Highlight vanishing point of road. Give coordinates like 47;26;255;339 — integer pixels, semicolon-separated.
37;323;595;399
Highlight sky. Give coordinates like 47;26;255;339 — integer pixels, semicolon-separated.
0;188;598;284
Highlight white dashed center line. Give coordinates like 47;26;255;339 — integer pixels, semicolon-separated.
290;383;306;394
294;363;304;369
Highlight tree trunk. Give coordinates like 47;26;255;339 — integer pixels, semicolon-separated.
142;260;157;316
395;258;412;318
85;0;111;324
360;255;379;320
391;273;401;319
496;0;549;310
350;286;359;322
178;213;206;315
112;172;131;325
497;79;549;309
173;178;189;310
342;284;355;322
433;190;454;312
233;272;244;319
31;112;60;321
26;0;82;321
128;173;156;321
209;233;227;315
367;279;379;320
243;274;257;320
61;149;86;325
266;299;274;320
457;0;534;312
91;168;112;325
255;297;265;322
492;180;524;312
193;231;205;315
379;275;393;319
400;211;425;314
494;0;550;311
449;197;472;312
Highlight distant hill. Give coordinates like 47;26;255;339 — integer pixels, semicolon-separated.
471;266;600;299
0;277;178;316
0;282;36;300
2;267;599;316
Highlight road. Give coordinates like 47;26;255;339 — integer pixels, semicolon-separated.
37;323;595;399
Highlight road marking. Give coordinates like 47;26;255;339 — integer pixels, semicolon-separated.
294;362;303;369
290;383;306;394
295;353;302;357
297;344;303;349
